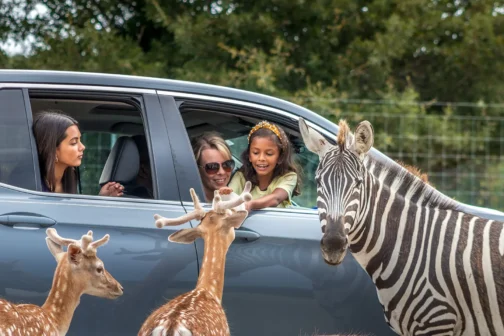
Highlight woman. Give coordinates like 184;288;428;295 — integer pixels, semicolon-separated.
33;111;123;196
191;132;235;202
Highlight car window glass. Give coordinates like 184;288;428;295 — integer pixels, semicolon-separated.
0;89;37;190
29;93;155;199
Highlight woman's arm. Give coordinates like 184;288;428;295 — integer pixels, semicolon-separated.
245;188;288;211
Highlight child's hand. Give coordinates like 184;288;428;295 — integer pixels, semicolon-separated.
218;187;233;195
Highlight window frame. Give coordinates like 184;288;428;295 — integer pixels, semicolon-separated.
0;83;180;203
157;90;334;213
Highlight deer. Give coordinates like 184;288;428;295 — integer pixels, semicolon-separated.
138;182;252;336
0;228;123;336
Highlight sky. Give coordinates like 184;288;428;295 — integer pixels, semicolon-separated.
0;2;48;56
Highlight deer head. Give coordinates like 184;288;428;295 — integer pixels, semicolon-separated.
153;182;252;247
45;228;124;299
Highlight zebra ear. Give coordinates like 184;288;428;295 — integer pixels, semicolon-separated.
352;121;373;159
299;117;331;158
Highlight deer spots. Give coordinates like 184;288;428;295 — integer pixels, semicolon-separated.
151;326;167;336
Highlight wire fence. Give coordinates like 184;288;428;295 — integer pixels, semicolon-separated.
294;99;504;212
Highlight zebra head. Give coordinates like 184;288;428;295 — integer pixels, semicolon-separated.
299;118;374;265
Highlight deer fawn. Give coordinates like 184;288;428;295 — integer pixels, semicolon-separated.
138;183;252;336
0;228;123;336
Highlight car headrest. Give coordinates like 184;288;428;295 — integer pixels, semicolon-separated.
99;136;140;185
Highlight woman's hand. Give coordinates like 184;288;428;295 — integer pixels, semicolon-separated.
99;182;124;197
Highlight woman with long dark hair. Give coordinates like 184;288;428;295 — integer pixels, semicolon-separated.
33;111;123;196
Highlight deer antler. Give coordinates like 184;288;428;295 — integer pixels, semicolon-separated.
90;234;110;250
154;188;206;228
46;228;109;255
213;181;252;213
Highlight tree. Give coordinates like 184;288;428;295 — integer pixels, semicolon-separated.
2;0;503;209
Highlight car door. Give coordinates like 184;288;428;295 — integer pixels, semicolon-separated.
0;86;198;335
158;93;395;336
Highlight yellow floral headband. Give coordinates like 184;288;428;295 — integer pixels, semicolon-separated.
248;121;284;147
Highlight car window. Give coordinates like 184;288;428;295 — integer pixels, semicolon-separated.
28;92;155;199
79;131;119;195
226;133;317;209
0;89;37;190
180;102;317;209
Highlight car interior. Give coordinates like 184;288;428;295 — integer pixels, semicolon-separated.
29;93;151;198
26;93;318;208
178;101;318;208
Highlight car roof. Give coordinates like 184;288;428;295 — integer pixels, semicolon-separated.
0;69;337;134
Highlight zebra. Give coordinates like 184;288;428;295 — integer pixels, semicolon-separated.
298;117;504;336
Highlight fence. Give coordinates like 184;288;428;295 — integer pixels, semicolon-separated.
293;98;504;212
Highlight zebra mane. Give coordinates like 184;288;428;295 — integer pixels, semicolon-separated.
365;153;458;211
337;119;350;150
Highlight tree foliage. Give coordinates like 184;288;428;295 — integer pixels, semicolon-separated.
1;0;504;208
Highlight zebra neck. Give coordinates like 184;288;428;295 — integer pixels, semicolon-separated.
348;171;435;278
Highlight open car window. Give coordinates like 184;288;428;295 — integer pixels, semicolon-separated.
28;92;155;199
180;101;318;209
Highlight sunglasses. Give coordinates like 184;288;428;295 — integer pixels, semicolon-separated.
199;159;235;175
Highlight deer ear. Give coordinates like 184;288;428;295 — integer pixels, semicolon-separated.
46;238;64;262
67;244;83;266
225;210;248;229
168;227;202;244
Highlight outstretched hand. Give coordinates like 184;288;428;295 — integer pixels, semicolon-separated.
99;182;124;197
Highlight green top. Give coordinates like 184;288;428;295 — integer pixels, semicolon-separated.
228;171;298;208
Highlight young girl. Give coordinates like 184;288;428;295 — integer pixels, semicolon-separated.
229;120;300;210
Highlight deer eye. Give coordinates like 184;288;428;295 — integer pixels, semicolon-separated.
96;266;104;274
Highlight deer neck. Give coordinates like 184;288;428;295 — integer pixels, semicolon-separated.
42;257;84;335
196;231;229;302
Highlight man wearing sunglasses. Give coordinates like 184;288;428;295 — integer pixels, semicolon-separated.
191;132;235;202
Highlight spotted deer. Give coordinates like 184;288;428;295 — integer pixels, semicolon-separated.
138;183;252;336
0;228;123;336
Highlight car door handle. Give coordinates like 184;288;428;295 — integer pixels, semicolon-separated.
235;229;260;242
0;214;57;230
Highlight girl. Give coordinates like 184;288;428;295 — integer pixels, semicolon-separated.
33;111;123;196
229;120;300;210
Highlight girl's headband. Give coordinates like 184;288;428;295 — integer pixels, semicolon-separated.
248;121;284;147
